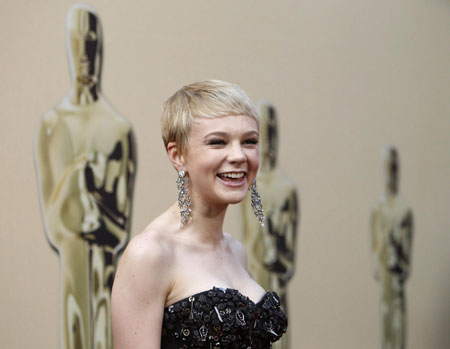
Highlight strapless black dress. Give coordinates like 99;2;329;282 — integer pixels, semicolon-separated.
161;287;288;348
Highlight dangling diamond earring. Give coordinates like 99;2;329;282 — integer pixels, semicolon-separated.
176;170;192;227
250;181;265;226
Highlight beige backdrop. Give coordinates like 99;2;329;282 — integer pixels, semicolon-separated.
1;1;449;348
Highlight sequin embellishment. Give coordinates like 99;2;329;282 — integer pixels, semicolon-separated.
161;287;287;348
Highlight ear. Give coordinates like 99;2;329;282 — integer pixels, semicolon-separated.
167;142;185;171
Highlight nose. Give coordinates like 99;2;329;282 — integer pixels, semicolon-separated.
228;141;246;163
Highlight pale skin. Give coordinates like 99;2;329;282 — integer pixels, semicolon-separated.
111;114;266;349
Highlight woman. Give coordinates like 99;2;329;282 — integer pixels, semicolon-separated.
111;80;287;348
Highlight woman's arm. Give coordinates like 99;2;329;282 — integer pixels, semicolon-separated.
111;232;171;349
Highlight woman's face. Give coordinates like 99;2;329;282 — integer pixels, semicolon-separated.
183;114;259;208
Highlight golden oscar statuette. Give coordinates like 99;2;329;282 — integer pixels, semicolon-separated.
240;103;299;349
370;146;413;349
33;4;137;349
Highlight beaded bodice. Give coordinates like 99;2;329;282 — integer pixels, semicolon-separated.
161;287;288;348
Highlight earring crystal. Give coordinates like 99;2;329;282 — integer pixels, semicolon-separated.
176;170;192;227
250;181;265;227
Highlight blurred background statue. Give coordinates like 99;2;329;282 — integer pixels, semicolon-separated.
34;4;137;349
240;103;299;349
370;146;413;349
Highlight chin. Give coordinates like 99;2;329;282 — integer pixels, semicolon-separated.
228;197;245;205
222;191;248;205
210;181;251;205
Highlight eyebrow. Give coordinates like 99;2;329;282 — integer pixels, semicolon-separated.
204;130;259;138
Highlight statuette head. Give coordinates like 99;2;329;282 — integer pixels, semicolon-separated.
383;145;399;196
66;4;103;88
259;102;278;170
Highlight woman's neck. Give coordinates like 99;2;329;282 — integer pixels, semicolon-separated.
173;200;228;247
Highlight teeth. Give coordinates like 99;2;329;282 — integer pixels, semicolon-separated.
220;172;245;179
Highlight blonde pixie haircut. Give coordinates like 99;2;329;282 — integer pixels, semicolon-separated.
161;79;259;155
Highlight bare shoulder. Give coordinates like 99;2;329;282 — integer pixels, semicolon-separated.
111;224;174;348
117;225;173;284
224;232;248;270
113;207;180;296
129;225;171;257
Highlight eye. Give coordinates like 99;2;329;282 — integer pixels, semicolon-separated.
243;138;259;145
207;139;226;146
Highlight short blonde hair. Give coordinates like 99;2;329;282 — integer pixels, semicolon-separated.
161;79;259;154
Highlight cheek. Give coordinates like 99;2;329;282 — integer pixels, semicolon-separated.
249;150;260;169
187;158;217;184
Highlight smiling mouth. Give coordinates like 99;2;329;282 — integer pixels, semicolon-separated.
217;171;246;182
